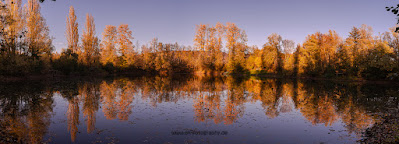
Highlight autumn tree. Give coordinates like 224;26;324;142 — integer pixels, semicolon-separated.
117;24;134;67
204;26;217;71
3;0;24;56
262;33;282;73
0;1;12;55
25;0;52;59
194;24;207;52
51;6;81;74
193;23;226;73
245;46;263;71
282;39;295;75
140;38;158;71
100;25;118;66
335;43;351;76
300;30;341;76
81;13;99;67
225;22;247;73
154;42;172;73
322;30;341;66
214;22;225;71
361;35;395;79
344;25;374;76
282;39;295;54
293;44;302;75
65;6;79;53
193;24;208;71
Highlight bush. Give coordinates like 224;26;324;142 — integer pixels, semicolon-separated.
52;49;80;74
0;55;43;76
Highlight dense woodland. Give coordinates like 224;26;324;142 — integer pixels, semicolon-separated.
1;0;399;80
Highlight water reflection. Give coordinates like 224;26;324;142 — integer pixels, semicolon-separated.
0;76;398;143
0;82;54;143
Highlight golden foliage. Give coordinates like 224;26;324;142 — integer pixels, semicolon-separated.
100;25;118;66
81;14;99;67
66;6;79;53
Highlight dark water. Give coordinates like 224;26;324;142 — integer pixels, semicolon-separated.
0;76;398;143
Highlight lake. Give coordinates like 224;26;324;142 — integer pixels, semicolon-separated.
0;76;398;143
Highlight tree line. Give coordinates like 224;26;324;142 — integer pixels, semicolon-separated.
1;0;399;80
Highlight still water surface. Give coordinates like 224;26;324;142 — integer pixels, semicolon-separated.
0;76;398;143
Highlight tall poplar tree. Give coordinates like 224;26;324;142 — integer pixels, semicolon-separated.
65;6;79;53
81;14;99;67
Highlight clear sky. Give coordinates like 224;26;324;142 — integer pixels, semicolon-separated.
37;0;398;52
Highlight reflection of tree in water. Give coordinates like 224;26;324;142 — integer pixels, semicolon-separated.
80;83;100;133
2;76;399;143
193;91;224;124
100;81;118;120
190;76;394;133
100;78;138;121
279;82;295;113
59;81;81;142
300;94;338;126
192;76;226;124
295;81;377;134
245;78;383;137
67;96;79;142
140;77;175;107
297;83;339;126
0;82;54;144
27;92;53;143
138;76;195;107
340;99;373;135
247;79;281;118
338;85;373;135
220;77;246;125
117;79;135;121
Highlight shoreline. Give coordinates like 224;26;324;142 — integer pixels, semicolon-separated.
1;73;398;85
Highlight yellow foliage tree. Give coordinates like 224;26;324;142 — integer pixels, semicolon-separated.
4;0;24;56
25;0;53;58
100;25;118;66
225;22;247;73
117;24;135;67
262;33;282;73
65;6;79;53
81;13;99;67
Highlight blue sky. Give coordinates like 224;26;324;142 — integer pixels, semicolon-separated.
37;0;398;52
